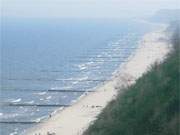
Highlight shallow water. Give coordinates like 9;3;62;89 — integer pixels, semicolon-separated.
1;18;157;135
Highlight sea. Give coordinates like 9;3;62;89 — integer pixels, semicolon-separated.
0;18;159;135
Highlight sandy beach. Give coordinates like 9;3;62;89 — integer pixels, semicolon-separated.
25;28;171;135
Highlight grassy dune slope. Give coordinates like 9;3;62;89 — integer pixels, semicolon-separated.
84;25;180;135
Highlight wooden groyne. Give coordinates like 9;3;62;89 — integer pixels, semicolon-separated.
0;121;40;124
1;103;70;107
69;60;127;63
4;78;109;82
47;89;95;93
2;88;95;93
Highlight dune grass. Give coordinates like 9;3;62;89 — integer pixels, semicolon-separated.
83;25;180;135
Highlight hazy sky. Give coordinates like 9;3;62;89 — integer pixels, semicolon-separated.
1;0;179;18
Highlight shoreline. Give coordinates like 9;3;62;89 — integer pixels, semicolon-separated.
25;28;171;135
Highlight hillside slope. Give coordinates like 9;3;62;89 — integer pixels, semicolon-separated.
83;25;180;135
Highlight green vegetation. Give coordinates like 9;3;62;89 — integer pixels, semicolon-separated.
84;24;180;135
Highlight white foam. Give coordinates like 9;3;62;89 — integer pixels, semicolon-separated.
86;61;94;65
51;107;64;116
3;113;19;119
79;66;87;70
46;96;52;100
71;99;77;104
36;108;40;112
26;100;34;104
0;113;3;117
69;76;89;82
36;92;47;95
72;81;79;85
50;87;59;90
113;41;120;45
71;93;86;104
11;98;21;103
35;116;47;123
78;76;88;81
10;131;18;135
78;64;88;70
51;86;72;90
62;95;67;99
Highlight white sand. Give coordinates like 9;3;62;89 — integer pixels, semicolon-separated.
25;28;171;135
